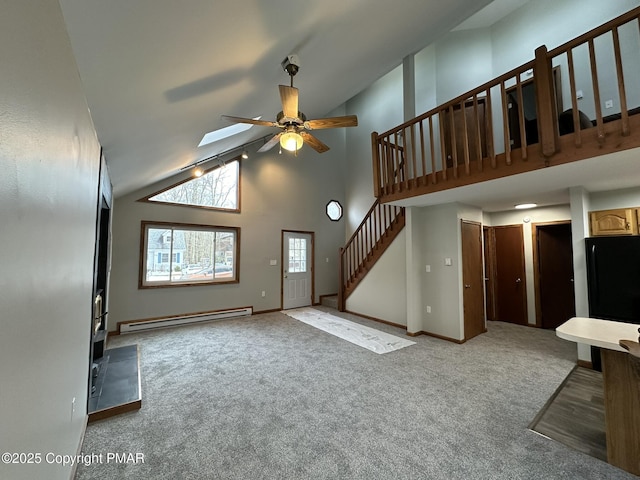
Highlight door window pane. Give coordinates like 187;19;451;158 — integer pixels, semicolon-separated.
289;237;307;273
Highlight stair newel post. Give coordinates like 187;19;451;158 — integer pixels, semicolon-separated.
372;132;381;198
534;45;558;159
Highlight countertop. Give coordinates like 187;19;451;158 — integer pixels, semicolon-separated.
556;317;639;352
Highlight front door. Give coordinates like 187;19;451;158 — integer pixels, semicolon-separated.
492;225;528;325
461;220;485;340
282;231;313;310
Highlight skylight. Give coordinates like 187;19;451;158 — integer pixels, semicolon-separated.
198;116;261;147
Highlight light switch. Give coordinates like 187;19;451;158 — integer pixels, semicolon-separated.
269;259;277;266
425;265;431;273
445;258;452;266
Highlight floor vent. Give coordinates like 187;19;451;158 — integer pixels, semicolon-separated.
119;307;253;333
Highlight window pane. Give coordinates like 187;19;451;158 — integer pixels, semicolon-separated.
142;223;238;287
147;160;239;210
289;237;307;273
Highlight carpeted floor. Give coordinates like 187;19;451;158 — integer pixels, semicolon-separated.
75;308;636;479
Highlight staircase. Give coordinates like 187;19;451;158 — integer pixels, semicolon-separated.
338;199;405;311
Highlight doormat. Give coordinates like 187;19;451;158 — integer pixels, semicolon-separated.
284;307;415;354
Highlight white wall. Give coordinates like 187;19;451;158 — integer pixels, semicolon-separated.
485;205;572;325
414;203;464;340
345;66;403;238
345;230;407;326
109;135;346;329
0;2;101;479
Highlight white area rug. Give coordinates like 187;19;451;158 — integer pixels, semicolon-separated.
284;308;415;354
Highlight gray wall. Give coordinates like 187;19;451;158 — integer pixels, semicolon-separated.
0;2;101;479
108;130;347;329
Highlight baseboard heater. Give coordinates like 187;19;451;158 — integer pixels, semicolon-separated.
119;307;253;333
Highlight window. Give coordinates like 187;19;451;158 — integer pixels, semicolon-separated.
288;237;307;273
141;221;239;288
141;159;240;212
326;200;343;221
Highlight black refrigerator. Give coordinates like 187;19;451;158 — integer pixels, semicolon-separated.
585;235;640;369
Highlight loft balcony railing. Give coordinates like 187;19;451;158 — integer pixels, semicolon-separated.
372;7;640;204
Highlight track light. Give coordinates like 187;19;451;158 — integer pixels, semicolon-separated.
193;166;204;177
241;149;249;159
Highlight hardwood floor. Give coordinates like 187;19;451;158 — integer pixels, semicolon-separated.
529;366;606;461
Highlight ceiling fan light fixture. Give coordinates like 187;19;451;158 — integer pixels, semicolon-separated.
280;131;303;152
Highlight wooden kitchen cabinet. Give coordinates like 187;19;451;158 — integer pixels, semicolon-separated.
590;208;638;236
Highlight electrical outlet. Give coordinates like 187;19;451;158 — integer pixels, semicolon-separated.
261;291;266;297
426;306;432;314
605;99;613;109
425;265;431;273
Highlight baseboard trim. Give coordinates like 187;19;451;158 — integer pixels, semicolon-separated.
253;308;281;315
343;310;406;330
577;359;593;369
407;330;465;344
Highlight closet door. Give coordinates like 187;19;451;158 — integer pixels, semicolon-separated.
493;225;527;325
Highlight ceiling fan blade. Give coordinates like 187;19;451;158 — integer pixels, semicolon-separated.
257;133;283;153
279;85;299;119
304;115;358;130
222;115;278;127
300;131;330;153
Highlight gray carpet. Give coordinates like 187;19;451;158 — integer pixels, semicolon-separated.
75;308;636;479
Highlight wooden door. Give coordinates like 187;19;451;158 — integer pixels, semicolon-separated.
443;99;487;169
462;221;485;340
282;231;313;309
534;222;576;329
493;225;527;325
483;226;496;321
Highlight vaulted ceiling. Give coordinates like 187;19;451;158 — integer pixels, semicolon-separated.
58;0;511;197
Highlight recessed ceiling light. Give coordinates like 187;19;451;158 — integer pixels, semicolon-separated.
198;116;262;147
515;203;537;210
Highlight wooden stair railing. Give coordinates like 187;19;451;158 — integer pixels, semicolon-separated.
338;199;405;311
371;6;640;204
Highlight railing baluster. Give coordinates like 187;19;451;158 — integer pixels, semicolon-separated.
410;124;418;187
448;105;458;178
566;49;582;147
419;121;426;185
516;75;527;159
473;94;482;171
438;111;448;180
486;87;496;168
428;116;437;184
588;39;605;143
612;26;630;136
501;81;512;166
461;100;470;175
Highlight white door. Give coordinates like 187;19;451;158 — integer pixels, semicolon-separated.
282;231;312;309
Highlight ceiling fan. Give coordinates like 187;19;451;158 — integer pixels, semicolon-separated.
222;55;358;154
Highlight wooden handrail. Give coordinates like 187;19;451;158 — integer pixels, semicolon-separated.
339;199;405;310
371;6;640;205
